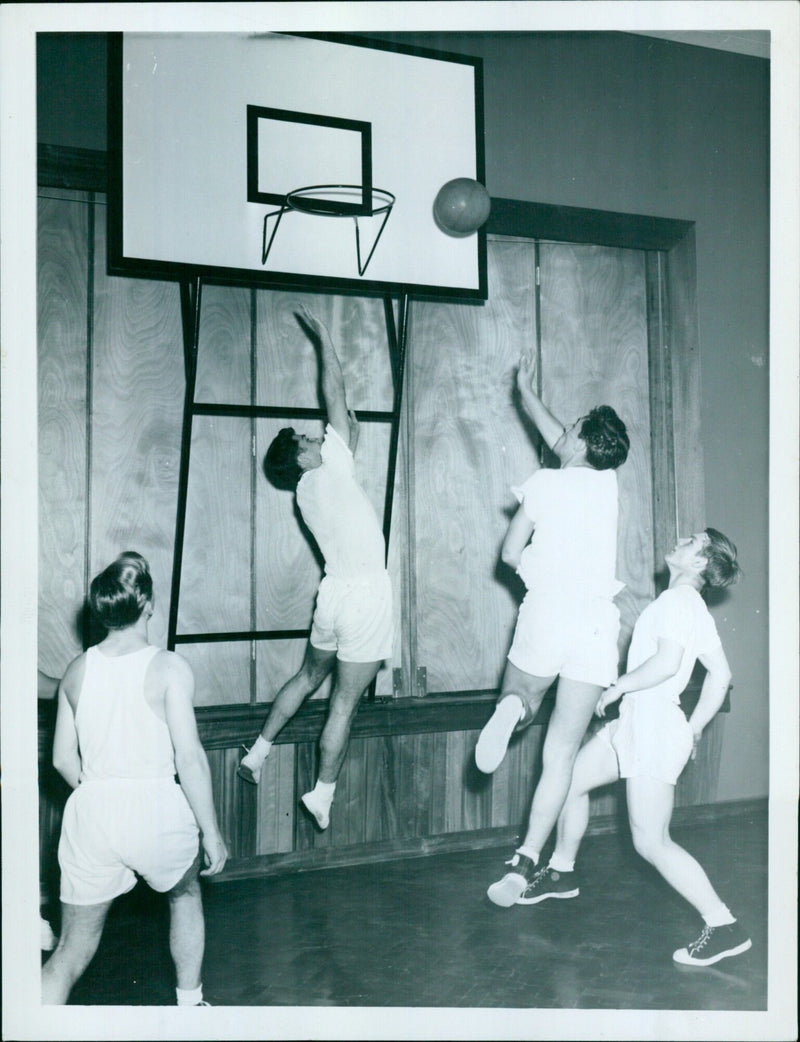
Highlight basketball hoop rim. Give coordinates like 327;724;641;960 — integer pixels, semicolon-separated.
285;184;395;218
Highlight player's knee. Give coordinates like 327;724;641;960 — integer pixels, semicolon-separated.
630;826;662;864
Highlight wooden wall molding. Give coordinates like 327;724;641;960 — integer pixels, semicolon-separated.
488;197;693;252
209;795;766;884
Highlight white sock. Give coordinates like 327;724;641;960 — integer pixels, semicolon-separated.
549;854;575;873
516;845;539;865
703;903;736;928
176;984;203;1006
246;736;272;763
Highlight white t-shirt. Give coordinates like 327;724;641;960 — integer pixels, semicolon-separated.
296;424;386;578
512;466;623;599
623;584;722;706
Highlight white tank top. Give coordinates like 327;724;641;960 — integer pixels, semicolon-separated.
75;645;176;781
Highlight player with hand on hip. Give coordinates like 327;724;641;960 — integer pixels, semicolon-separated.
513;528;751;968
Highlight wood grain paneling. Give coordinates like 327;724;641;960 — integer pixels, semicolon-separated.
195;285;252;405
666;227;706;535
90;196;184;649
410;241;540;693
539;242;654;659
179;415;252;635
255;291;393;412
37;190;90;672
179;641;252;709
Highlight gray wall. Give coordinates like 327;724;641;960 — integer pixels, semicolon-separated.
37;31;770;803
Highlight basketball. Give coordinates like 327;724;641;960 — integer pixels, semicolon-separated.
433;178;491;236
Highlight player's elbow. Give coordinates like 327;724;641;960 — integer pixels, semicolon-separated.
714;667;733;692
501;544;521;570
174;741;208;777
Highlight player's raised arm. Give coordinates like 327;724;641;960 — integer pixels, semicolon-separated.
515;350;567;454
295;305;352;448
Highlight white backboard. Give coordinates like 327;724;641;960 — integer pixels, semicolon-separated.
109;32;486;298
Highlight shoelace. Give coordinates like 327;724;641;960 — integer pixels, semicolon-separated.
689;925;713;953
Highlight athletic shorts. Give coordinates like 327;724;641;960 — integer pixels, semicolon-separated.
58;778;200;905
598;695;694;786
507;591;620;687
310;571;393;663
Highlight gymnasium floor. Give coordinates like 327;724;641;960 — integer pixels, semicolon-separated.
61;801;767;1011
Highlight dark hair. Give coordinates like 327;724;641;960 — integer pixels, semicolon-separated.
700;528;742;589
264;427;302;491
89;551;153;630
580;406;630;470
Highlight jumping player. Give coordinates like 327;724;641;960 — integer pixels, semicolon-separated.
42;552;228;1004
503;529;752;968
238;306;393;832
477;351;630;904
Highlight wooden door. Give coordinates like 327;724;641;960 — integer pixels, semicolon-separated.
410;238;654;693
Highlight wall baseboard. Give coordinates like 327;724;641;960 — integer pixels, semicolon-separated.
209;796;767;884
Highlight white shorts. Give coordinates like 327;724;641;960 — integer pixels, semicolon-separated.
507;592;620;687
598;695;694;786
58;778;200;905
310;572;393;663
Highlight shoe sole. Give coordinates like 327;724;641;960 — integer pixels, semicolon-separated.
237;764;260;785
475;699;522;774
516;888;580;905
672;938;752;966
487;872;528;907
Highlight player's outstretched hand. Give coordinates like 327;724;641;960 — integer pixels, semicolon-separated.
595;682;623;718
200;831;229;876
294;303;330;344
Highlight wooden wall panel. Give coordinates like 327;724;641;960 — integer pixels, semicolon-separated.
666;227;706;534
195;284;252;405
255;741;297;854
255;291;393;412
180;642;251;709
539;242;654;660
90;196;184;649
410;241;540;693
179;415;252;634
37;189;90;673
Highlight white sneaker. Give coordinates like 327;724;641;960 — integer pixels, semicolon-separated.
475;696;524;773
486;852;537;907
300;790;331;830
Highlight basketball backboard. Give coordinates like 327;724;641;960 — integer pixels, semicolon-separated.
108;32;486;299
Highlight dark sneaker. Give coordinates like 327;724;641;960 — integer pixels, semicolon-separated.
516;865;580;905
487;852;537;907
672;921;752;966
